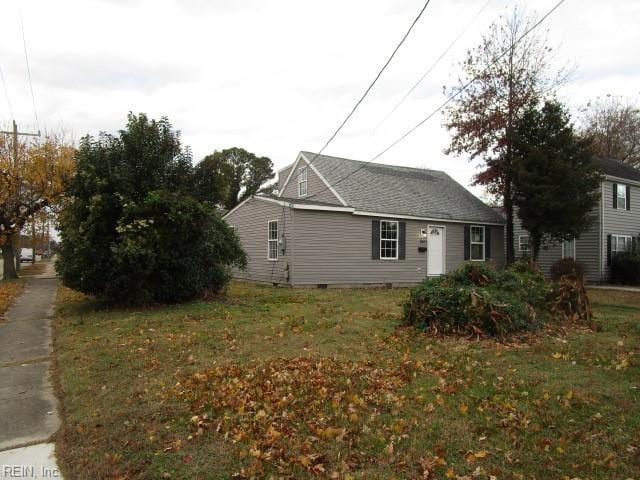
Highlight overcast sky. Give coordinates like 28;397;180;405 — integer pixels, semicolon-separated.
1;0;639;197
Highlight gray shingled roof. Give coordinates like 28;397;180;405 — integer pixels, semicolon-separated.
592;156;640;182
300;152;504;224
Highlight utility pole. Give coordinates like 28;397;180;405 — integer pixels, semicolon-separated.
0;120;40;278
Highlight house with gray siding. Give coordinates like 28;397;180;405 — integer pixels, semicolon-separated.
224;151;504;287
513;156;640;283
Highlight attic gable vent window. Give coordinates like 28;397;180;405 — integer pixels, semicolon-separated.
298;166;308;197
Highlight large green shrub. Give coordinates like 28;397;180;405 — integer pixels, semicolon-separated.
403;261;560;337
610;252;640;285
57;113;246;304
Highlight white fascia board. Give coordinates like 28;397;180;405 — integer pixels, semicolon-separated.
604;175;640;187
352;210;505;226
298;152;348;206
257;195;353;212
255;195;291;207
292;204;354;212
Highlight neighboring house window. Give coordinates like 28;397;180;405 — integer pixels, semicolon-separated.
614;183;630;210
268;220;278;260
562;238;576;258
470;226;485;261
519;235;530;254
298;167;308;197
612;234;632;256
380;220;398;260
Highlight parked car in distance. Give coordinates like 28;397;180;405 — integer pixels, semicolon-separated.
20;248;34;263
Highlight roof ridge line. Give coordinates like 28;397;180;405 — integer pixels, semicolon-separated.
300;150;445;175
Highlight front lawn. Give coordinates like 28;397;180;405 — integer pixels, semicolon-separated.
53;282;639;479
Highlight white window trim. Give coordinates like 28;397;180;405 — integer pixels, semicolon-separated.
616;184;627;210
562;238;577;259
518;235;530;253
612;234;632;255
298;166;308;198
380;220;399;260
470;225;485;261
267;220;278;261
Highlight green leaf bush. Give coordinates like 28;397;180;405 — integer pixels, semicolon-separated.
403;260;589;338
57;113;246;304
610;252;640;285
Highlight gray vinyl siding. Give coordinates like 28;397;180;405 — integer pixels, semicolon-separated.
601;179;640;279
224;198;292;285
513;199;603;283
280;161;343;205
289;210;504;286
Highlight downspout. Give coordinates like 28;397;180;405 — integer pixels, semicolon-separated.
599;181;604;282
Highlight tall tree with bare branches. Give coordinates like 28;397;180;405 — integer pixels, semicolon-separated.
444;6;568;264
580;95;640;167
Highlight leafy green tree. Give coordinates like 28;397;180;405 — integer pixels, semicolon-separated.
193;147;274;210
512;100;601;261
57;113;245;304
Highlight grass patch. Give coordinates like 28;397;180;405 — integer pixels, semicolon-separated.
54;282;640;479
0;279;25;321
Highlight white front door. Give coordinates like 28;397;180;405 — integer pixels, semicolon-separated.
427;226;444;276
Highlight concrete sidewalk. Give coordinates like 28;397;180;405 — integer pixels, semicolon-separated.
0;261;62;478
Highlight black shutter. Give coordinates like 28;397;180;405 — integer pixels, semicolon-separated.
607;234;612;265
485;227;491;260
398;222;406;260
464;225;470;261
371;220;380;260
626;185;631;210
632;236;638;254
613;183;618;209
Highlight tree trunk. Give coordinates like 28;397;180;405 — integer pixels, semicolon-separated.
532;235;542;263
1;237;18;280
14;234;21;273
504;175;515;265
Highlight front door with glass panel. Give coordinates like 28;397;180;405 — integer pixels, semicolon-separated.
427;226;444;276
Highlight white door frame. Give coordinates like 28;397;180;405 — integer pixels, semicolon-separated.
426;224;446;276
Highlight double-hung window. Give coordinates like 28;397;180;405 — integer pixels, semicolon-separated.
616;184;627;210
267;220;278;260
612;234;632;257
562;238;576;258
298;167;308;197
470;226;485;261
380;220;398;260
519;235;530;254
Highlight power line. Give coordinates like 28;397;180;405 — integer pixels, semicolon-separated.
306;0;568;201
0;66;14;119
19;10;39;131
373;0;492;132
305;0;434;168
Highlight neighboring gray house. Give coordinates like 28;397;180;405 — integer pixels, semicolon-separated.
224;151;505;287
514;156;640;283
